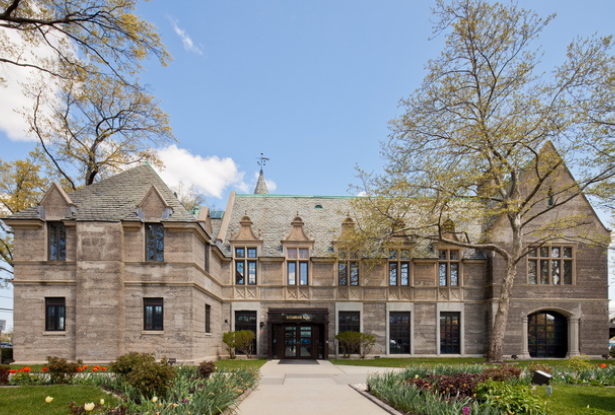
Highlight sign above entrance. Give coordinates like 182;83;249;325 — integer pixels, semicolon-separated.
281;313;326;323
267;308;329;325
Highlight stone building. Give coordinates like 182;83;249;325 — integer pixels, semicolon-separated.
4;160;610;363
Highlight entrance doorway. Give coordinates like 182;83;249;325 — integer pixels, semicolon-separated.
268;308;329;360
275;324;321;359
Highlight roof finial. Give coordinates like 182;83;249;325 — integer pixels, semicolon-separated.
257;153;270;172
254;153;270;194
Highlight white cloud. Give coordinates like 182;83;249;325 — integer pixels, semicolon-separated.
167;16;203;55
157;145;244;199
0;26;67;142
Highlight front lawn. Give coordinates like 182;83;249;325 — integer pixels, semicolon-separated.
537;384;615;415
0;385;118;415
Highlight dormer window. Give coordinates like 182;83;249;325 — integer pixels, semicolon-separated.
145;223;164;262
438;249;460;286
389;249;410;286
48;222;66;261
235;247;257;285
287;248;309;285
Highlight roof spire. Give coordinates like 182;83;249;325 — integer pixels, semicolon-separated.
254;153;269;194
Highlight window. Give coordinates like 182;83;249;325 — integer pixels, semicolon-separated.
287;248;309;285
528;246;573;285
45;297;65;331
440;312;460;354
145;224;164;262
144;298;164;330
235;311;257;355
438;249;460;286
204;244;210;273
205;304;211;334
388;249;410;286
338;311;360;333
338;261;360;286
528;311;568;358
48;222;66;261
389;312;410;354
235;247;257;285
338;311;360;354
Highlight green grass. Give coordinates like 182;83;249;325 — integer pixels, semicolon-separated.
215;358;267;371
536;384;615;414
0;385;119;415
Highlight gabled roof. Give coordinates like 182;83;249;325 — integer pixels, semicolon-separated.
218;194;355;257
5;164;195;223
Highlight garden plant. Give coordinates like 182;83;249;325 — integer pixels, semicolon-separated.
367;356;615;415
1;353;258;415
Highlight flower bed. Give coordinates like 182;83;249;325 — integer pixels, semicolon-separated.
2;354;258;415
366;359;615;415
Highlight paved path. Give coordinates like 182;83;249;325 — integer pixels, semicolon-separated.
236;360;400;415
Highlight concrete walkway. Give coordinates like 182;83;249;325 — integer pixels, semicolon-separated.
236;360;400;415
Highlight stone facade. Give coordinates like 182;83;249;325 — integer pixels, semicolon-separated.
4;163;610;364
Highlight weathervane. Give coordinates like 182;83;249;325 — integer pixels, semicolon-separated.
257;153;270;171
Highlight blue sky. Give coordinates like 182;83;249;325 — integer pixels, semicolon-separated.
1;0;615;330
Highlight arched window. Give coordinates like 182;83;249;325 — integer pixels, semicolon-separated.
528;311;568;358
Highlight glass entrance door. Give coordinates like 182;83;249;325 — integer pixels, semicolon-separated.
281;324;316;359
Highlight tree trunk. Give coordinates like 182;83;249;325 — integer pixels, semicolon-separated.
486;258;517;362
487;216;522;363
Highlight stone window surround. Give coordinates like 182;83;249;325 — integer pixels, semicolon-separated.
47;221;67;261
335;302;363;334
438;249;460;287
286;247;310;286
143;297;164;331
145;223;164;262
436;303;464;356
45;297;66;332
386;302;414;355
233;246;258;285
527;244;575;285
231;302;261;356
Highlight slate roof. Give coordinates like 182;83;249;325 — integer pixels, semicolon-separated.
219;194;354;257
6;164;196;223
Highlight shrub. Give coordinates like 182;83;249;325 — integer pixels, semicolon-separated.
223;330;256;359
110;352;176;399
197;360;216;378
234;330;256;358
358;333;376;359
0;364;9;385
335;331;361;357
475;379;546;415
565;354;592;371
222;331;237;359
482;364;522;382
430;372;485;399
46;356;83;384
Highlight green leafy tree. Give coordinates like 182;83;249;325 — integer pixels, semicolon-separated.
0;1;181;283
0;0;170;84
0;154;49;283
223;330;256;359
355;0;615;362
27;74;175;189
